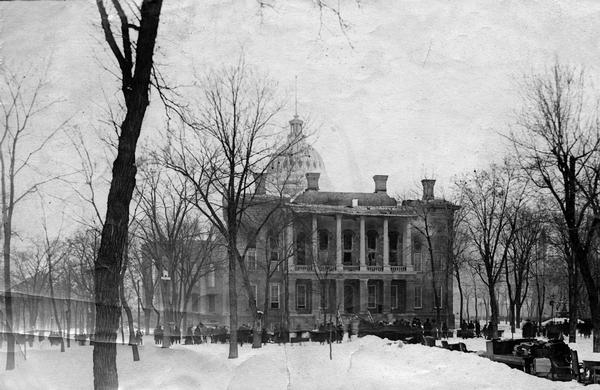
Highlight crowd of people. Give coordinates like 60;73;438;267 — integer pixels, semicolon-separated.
144;316;596;347
153;323;230;345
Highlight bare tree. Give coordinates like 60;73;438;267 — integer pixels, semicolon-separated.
134;165;221;346
12;249;48;331
457;161;527;338
503;206;542;333
38;203;69;353
92;1;163;387
160;61;305;358
509;62;600;347
408;197;455;326
0;65;68;370
449;192;469;324
127;240;156;334
67;228;100;334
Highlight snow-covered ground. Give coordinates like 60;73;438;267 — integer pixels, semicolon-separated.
0;330;598;390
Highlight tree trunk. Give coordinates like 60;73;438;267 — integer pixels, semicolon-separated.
228;245;238;359
473;289;479;321
515;302;522;329
489;285;500;339
252;316;262;348
48;255;65;353
3;222;15;370
93;1;162;387
66;305;71;348
120;282;139;361
508;301;515;334
577;250;600;351
568;262;578;343
455;269;464;324
144;308;151;335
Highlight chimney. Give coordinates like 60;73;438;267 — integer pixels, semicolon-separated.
421;179;436;201
253;172;266;195
351;198;359;207
373;175;388;193
306;172;320;191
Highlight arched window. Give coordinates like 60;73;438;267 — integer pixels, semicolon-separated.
296;232;306;265
318;229;329;251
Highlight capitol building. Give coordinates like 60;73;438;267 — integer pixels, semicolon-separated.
192;113;458;332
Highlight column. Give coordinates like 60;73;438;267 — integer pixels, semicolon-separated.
289;277;297;315
406;280;414;313
311;280;321;317
336;279;345;313
336;214;342;271
359;279;368;313
383;279;391;316
286;223;295;272
312;215;318;269
359;216;366;270
383;218;389;271
404;219;413;271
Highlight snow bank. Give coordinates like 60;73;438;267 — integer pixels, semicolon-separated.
0;335;596;389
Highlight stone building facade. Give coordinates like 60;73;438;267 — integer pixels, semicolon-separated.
196;114;458;332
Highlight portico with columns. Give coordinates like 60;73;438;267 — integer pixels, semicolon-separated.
277;172;456;330
222;112;457;332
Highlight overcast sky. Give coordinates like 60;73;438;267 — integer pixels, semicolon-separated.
2;0;600;239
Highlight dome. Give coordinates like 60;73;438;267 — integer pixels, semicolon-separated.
266;115;331;196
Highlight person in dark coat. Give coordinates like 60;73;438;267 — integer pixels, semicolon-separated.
475;321;481;338
154;326;163;345
194;325;202;345
423;319;432;337
136;329;143;345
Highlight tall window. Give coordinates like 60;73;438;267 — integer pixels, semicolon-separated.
367;230;378;265
208;295;216;312
192;293;199;312
368;284;377;309
296;232;306;265
270;283;280;309
343;230;353;264
246;247;257;271
318;229;329;251
414;286;422;309
433;252;443;270
296;284;307;310
208;267;215;288
391;285;399;310
250;284;258;302
320;281;330;310
433;285;443;309
389;231;399;265
268;235;279;262
413;239;422;272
